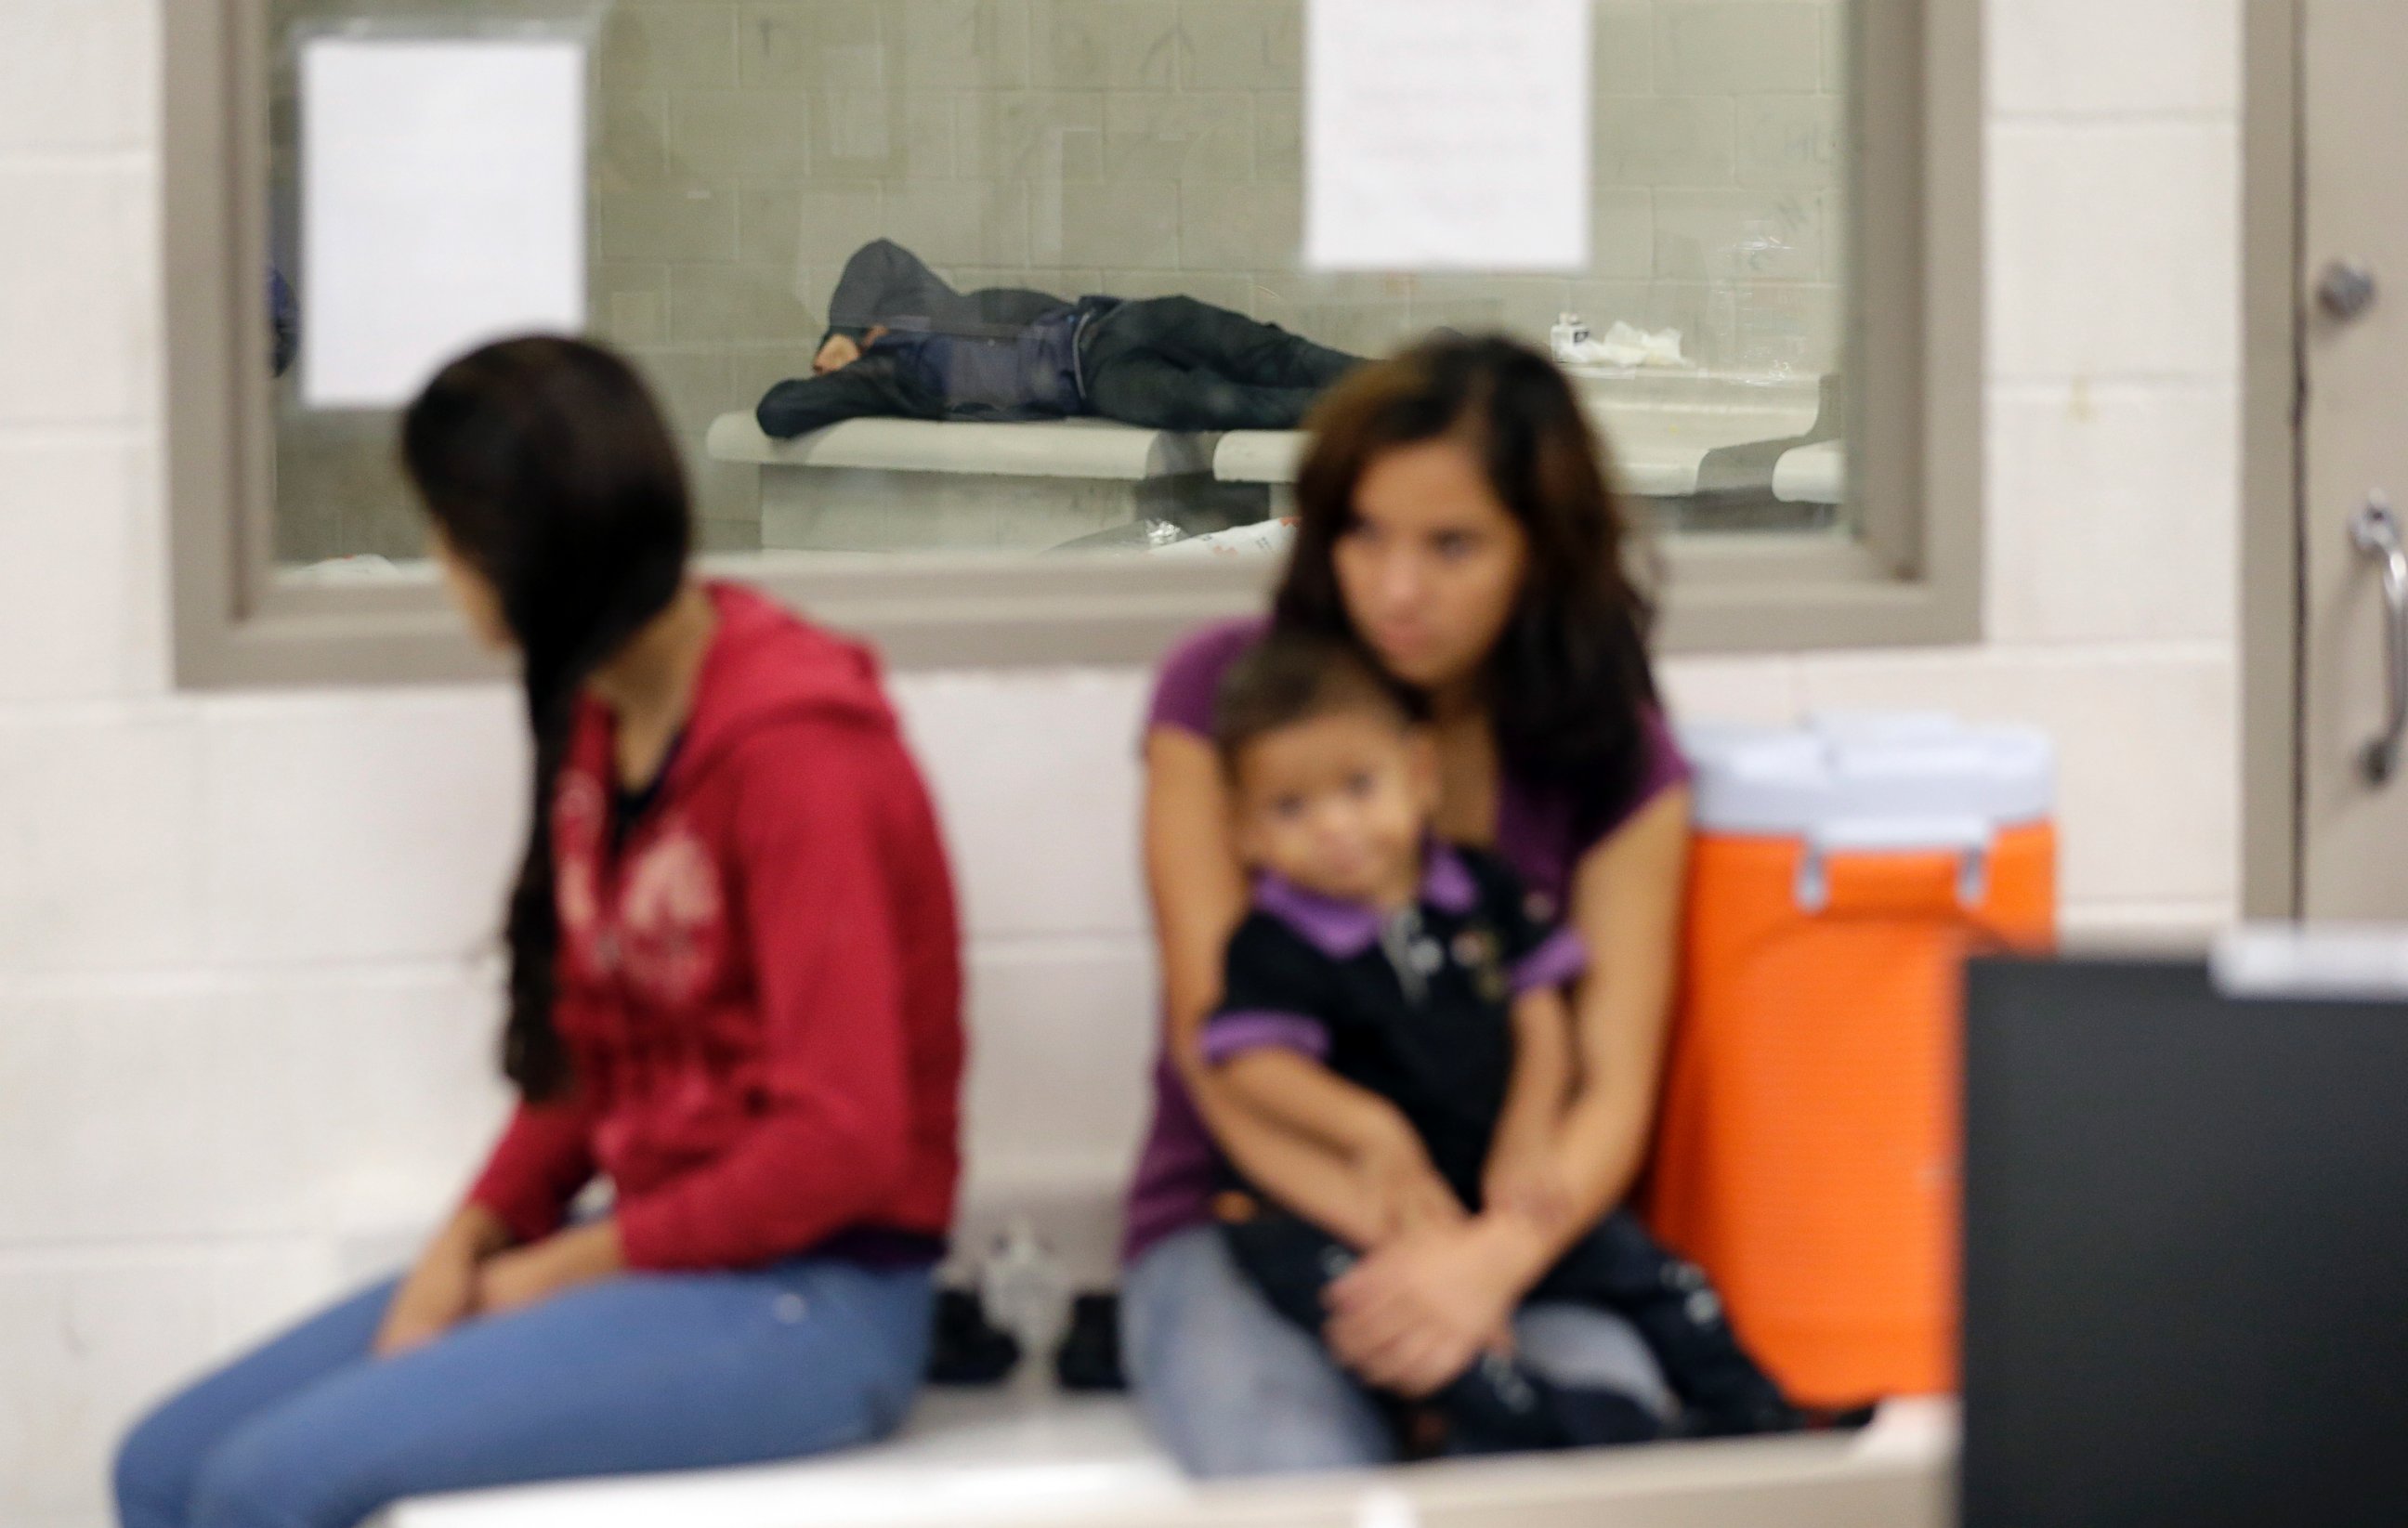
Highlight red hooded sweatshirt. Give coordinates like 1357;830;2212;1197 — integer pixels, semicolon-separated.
466;582;964;1271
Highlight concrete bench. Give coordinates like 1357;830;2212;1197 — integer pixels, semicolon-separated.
389;1388;1185;1528
707;414;1222;554
1573;369;1829;502
1211;422;1774;503
389;1392;1955;1528
1211;431;1308;516
1773;440;1847;506
1208;373;1835;504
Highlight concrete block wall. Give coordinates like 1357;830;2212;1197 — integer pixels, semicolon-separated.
271;0;1847;558
0;0;2236;1522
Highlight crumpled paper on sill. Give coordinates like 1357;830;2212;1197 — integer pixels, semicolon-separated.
1558;320;1688;369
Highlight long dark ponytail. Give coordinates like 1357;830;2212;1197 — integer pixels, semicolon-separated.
401;337;692;1101
1276;334;1661;841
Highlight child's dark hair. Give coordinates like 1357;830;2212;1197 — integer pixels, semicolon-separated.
401;336;691;1103
1212;633;1429;777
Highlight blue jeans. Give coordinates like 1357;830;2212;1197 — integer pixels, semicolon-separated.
114;1258;934;1528
1120;1224;1673;1478
1079;296;1363;431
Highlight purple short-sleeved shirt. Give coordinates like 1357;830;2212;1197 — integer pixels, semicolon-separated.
1120;618;1693;1262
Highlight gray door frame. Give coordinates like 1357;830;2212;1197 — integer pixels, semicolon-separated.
2241;0;2301;920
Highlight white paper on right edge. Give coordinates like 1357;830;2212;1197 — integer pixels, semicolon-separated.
1304;0;1592;273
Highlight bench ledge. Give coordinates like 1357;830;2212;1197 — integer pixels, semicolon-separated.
386;1393;1954;1528
708;414;1216;481
1211;430;1308;485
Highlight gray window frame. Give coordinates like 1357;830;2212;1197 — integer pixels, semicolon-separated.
164;0;1982;685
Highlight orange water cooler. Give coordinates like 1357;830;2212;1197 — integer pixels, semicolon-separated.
1646;714;2056;1406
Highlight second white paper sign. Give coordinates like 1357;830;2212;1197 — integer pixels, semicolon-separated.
1305;0;1592;272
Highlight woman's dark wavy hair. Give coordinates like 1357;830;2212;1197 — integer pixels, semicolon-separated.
1274;333;1661;841
401;337;691;1102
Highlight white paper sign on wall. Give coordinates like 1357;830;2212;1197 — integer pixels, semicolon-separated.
300;35;587;410
1304;0;1592;272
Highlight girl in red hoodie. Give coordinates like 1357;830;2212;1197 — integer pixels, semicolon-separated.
115;338;965;1528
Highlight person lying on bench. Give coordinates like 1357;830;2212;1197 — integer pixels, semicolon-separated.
756;239;1365;438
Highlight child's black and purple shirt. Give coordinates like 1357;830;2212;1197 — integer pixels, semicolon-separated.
1202;842;1587;1205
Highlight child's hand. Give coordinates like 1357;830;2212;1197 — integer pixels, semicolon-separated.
1354;1116;1466;1242
1482;1135;1570;1235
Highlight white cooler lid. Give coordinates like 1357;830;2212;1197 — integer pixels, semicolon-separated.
1679;712;2055;840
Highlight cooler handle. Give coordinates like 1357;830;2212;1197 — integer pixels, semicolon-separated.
1795;815;1994;913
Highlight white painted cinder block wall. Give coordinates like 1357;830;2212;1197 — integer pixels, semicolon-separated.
0;2;2239;1523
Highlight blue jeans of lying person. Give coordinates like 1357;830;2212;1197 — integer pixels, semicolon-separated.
113;1257;934;1528
1119;1223;1677;1478
1079;296;1363;432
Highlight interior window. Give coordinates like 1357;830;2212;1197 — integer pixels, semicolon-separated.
263;1;1850;574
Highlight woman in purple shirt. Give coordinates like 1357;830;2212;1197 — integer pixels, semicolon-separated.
1120;335;1695;1475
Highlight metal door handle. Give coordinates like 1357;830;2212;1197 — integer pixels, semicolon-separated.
2351;495;2408;783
